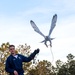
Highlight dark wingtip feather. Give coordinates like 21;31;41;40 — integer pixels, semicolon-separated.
30;20;33;22
54;14;57;17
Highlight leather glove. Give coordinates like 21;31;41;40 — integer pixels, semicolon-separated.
34;48;40;55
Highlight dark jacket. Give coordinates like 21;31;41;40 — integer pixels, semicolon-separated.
5;52;37;75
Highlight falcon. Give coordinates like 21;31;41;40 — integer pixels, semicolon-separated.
30;14;57;47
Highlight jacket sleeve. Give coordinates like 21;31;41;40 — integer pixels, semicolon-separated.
22;48;40;62
22;51;36;62
5;57;14;73
21;49;39;62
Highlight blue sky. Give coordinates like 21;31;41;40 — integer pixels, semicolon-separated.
0;0;75;66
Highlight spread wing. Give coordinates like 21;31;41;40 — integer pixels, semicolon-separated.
48;14;57;36
30;20;45;38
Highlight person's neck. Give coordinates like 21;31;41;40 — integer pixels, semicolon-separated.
11;53;16;56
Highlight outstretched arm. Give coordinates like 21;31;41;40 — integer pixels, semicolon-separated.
22;48;40;62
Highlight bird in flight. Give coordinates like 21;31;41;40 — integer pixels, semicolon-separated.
30;14;57;47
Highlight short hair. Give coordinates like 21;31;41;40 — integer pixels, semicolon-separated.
9;45;15;48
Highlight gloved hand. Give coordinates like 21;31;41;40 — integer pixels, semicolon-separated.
34;48;40;55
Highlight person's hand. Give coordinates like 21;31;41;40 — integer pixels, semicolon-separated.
34;48;40;54
14;70;18;75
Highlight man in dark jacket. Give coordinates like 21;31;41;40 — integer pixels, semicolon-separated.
5;45;40;75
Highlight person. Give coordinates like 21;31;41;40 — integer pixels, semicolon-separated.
5;45;40;75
